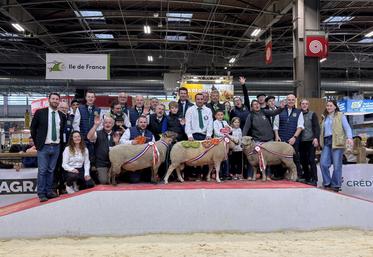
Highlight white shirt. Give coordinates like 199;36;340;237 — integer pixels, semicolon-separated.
273;108;304;130
185;105;213;138
72;108;81;131
213;119;229;138
231;127;243;152
119;128;155;145
45;107;61;144
62;147;90;177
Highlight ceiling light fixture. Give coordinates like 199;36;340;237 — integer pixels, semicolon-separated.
251;28;261;37
144;25;151;34
147;55;153;62
11;23;25;32
365;31;373;38
229;57;236;64
320;58;327;63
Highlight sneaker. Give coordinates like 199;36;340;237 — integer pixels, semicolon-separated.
46;192;58;199
39;196;48;202
73;182;79;192
66;185;75;194
331;187;341;192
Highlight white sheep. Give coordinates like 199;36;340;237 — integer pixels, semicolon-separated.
163;136;237;184
108;131;176;185
241;136;297;181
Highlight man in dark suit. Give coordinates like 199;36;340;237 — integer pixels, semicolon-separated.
30;92;66;202
176;87;193;118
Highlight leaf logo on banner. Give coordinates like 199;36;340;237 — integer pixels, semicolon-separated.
47;60;65;72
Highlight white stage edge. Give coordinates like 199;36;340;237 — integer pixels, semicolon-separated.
0;187;372;239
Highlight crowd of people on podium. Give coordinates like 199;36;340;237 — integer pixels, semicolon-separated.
29;76;353;202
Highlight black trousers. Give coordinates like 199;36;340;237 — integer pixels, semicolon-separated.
66;167;95;189
229;151;242;175
299;141;318;182
292;141;303;178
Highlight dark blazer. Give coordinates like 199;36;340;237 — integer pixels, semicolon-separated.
176;100;194;118
30;107;66;150
206;101;225;119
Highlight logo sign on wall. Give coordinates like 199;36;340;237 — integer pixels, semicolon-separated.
264;37;272;64
338;99;373;114
305;35;328;58
46;53;110;80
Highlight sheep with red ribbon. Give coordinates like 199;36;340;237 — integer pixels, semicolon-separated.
163;135;237;184
108;131;176;185
242;136;297;181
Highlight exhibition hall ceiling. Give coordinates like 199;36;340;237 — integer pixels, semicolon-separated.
0;0;373;79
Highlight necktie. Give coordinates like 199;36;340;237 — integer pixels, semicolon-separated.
51;111;57;141
88;106;93;126
182;102;186;117
221;121;224;128
197;107;204;130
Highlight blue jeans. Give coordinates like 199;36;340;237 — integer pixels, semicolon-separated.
320;136;344;188
37;144;60;197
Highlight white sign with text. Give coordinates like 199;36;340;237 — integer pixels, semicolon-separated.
317;164;373;201
46;53;110;80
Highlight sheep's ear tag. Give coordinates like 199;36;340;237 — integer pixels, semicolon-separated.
224;137;230;143
254;146;261;152
148;142;154;146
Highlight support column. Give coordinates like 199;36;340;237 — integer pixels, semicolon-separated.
3;95;8;117
293;0;321;98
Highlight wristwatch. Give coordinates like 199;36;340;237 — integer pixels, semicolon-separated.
293;135;298;139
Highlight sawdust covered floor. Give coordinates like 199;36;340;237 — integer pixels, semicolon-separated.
1;229;372;257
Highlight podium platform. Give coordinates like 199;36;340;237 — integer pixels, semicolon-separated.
0;181;372;239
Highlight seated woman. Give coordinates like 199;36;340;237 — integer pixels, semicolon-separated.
62;131;94;194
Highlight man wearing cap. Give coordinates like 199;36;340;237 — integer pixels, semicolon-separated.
257;93;267;109
70;99;80;131
231;76;251;129
264;95;284;180
265;95;277;125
